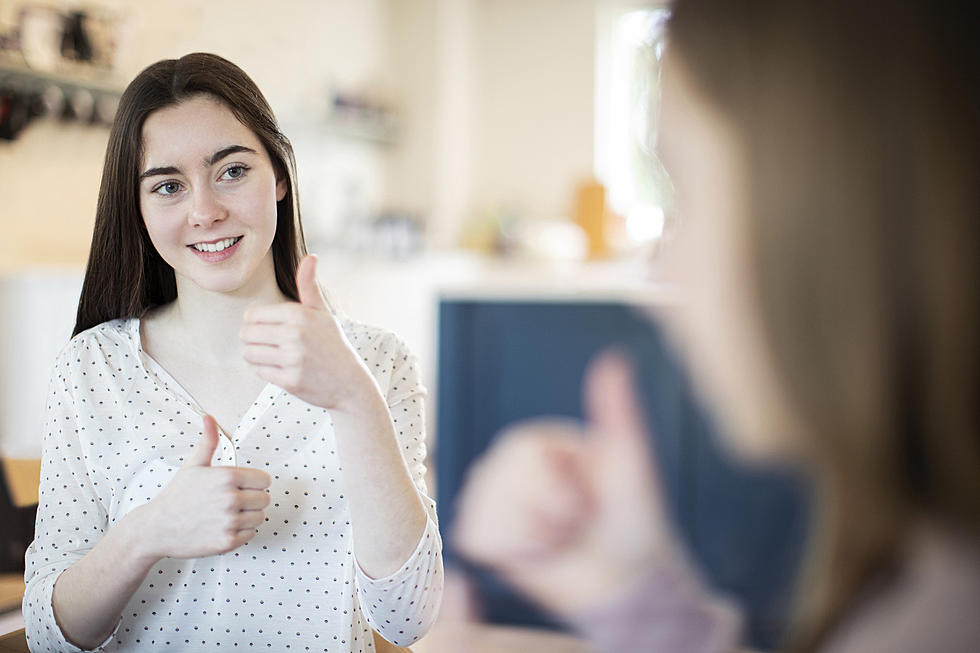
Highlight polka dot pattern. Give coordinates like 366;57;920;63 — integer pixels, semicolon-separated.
24;317;443;652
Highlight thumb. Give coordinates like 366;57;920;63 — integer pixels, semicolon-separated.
296;254;327;310
184;414;220;467
583;349;668;519
583;350;651;448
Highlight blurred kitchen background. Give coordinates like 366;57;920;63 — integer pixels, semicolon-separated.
0;2;808;651
0;0;674;454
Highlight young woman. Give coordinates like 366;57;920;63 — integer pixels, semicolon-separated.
454;1;979;652
24;53;443;652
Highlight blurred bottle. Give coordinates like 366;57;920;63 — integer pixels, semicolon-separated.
574;179;610;259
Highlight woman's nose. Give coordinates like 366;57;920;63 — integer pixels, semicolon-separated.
188;187;228;228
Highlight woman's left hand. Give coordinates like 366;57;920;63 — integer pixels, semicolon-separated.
240;254;378;412
243;256;429;580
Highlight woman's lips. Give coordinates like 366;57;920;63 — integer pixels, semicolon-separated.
188;235;243;262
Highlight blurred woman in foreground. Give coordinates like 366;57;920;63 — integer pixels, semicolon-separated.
454;1;980;651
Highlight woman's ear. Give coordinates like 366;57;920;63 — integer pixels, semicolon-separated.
276;176;288;202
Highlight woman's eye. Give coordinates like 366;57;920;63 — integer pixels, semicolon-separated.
153;181;182;196
222;165;248;181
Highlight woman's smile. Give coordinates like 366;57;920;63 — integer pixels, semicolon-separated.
188;235;244;261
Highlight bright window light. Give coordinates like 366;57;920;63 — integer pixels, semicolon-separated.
595;3;672;244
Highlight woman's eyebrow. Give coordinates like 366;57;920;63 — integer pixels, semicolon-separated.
207;145;258;166
139;165;181;181
139;145;258;182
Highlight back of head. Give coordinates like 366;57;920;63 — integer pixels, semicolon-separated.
667;0;979;649
74;53;305;337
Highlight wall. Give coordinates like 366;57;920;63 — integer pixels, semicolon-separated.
0;272;82;457
470;0;595;221
384;0;596;246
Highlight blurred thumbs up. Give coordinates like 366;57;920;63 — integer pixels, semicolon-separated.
581;351;669;559
453;350;674;616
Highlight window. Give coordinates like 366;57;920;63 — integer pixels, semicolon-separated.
595;2;672;244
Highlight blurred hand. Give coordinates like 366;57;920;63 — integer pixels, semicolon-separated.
136;414;271;559
453;351;673;615
239;254;378;412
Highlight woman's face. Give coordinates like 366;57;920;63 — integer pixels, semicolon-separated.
657;56;801;461
139;94;286;297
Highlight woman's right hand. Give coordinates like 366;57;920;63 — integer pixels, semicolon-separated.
131;414;271;561
46;415;271;650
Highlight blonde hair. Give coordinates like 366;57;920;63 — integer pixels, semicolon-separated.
667;1;980;649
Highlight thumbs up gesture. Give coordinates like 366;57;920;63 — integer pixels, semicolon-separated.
136;415;272;560
240;255;374;410
184;413;221;466
452;351;675;616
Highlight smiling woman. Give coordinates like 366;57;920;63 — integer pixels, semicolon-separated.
22;53;443;653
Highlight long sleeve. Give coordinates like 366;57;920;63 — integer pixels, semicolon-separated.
23;349;117;653
353;334;444;646
571;555;742;653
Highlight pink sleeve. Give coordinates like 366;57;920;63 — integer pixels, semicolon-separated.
571;558;742;653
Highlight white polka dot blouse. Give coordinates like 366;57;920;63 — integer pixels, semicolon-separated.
24;316;443;652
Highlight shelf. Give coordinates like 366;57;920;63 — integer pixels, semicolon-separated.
0;55;123;130
0;56;122;99
323;113;398;146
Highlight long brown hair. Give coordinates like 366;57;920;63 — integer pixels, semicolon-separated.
667;1;979;650
73;52;306;336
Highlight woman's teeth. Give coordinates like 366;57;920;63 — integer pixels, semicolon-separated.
192;236;241;253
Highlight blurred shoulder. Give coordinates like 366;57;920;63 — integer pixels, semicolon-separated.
823;527;980;653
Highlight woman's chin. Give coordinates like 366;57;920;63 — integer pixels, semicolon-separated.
700;388;801;466
720;419;797;465
176;270;250;296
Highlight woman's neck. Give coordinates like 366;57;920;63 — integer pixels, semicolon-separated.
160;265;288;365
